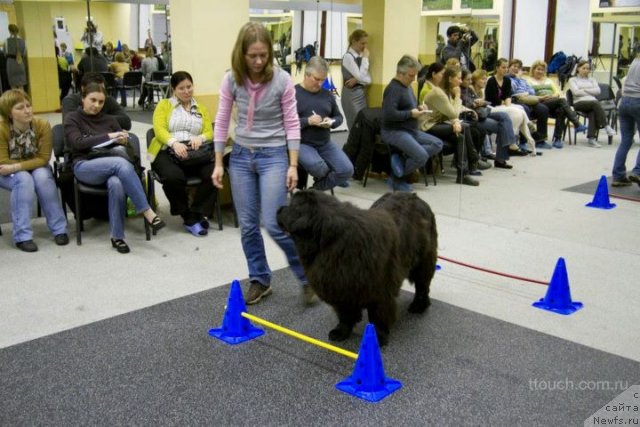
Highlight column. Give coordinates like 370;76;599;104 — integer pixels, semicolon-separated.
362;0;422;107
14;1;58;113
169;0;249;116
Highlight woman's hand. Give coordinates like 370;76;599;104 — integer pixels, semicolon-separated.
451;87;461;99
171;141;189;159
286;165;298;192
0;164;18;176
453;120;462;134
190;136;204;151
473;99;486;107
108;131;129;144
211;165;224;189
344;78;358;88
411;108;427;119
361;47;370;58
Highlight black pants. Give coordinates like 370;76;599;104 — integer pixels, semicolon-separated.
138;83;155;106
542;98;580;140
152;150;217;224
427;123;478;175
573;100;608;138
517;101;550;139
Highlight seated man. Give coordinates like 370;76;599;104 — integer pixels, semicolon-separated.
507;58;551;148
62;72;131;131
381;55;443;192
295;56;353;191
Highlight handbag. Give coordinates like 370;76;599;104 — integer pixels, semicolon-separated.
87;143;136;164
168;142;214;167
518;95;540;106
459;110;477;123
475;106;491;121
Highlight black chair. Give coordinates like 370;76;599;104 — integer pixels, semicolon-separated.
121;71;143;108
362;135;436;188
99;72;117;97
145;128;225;233
564;90;587;145
73;133;150;245
148;71;170;104
296;165;334;196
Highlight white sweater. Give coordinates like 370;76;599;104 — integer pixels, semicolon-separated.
568;76;601;104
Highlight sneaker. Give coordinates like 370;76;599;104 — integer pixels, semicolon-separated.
612;176;632;187
469;169;483;176
482;152;496;161
575;124;588;134
605;125;616;137
16;240;38;252
552;139;564;149
536;141;553;149
476;159;492;170
302;285;318;306
393;179;413;192
587;138;601;148
390;153;405;177
246;281;272;305
628;174;640;184
455;175;479;186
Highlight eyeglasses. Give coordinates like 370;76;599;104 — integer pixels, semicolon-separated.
189;107;202;119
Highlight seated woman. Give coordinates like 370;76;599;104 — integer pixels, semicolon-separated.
149;71;216;236
482;60;536;154
568;60;616;148
418;62;445;104
420;65;481;186
109;52;130;107
460;69;515;168
0;89;68;252
64;83;165;253
527;59;586;148
294;56;352;191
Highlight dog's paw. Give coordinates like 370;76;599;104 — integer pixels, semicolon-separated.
408;298;431;314
328;324;352;341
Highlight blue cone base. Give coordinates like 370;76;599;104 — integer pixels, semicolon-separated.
336;377;402;402
208;326;264;345
532;300;583;315
586;201;616;209
436;264;442;271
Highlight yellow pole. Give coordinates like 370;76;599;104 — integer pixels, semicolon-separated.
241;312;358;360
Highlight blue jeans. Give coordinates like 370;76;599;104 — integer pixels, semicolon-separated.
298;142;353;191
479;111;516;161
74;157;150;240
612;96;640;180
380;128;443;175
0;167;67;243
228;144;307;286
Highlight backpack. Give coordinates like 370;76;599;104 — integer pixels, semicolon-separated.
558;54;580;89
547;51;566;74
294;44;316;73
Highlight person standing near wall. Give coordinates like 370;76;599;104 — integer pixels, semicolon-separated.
340;29;371;130
5;24;27;91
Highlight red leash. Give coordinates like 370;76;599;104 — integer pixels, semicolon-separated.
437;255;549;286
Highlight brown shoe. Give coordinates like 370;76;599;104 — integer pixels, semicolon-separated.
245;281;272;305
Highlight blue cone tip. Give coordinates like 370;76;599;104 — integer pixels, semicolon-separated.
586;175;616;209
336;324;402;402
209;280;264;344
532;258;583;315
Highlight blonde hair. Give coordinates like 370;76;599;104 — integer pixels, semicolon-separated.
531;60;547;74
231;22;274;86
471;69;487;85
445;57;461;68
114;52;125;63
0;89;31;122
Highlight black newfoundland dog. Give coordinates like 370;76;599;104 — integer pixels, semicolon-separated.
277;191;437;346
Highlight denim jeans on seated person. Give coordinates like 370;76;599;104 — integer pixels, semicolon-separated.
0;167;68;243
228;144;307;287
380;128;443;176
298;142;354;191
74;157;150;240
478;111;516;161
612;96;640;180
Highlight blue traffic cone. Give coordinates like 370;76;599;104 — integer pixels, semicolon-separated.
116;40;122;52
209;280;264;344
436;264;442;271
328;76;337;91
586;175;616;209
336;324;402;402
322;77;332;90
532;258;583;315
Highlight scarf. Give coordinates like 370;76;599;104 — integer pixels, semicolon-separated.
244;77;268;131
8;124;37;160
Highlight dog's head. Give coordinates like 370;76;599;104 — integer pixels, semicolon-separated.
277;190;345;253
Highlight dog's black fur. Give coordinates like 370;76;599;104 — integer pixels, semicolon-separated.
277;191;438;345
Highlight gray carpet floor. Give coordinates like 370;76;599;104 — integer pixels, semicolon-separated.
564;176;640;202
1;269;638;426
